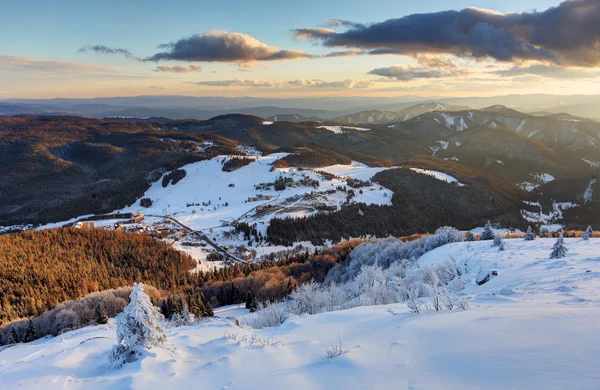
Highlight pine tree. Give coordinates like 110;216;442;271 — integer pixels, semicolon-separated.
480;221;495;241
550;233;568;259
9;327;20;344
109;283;166;367
95;302;109;325
249;297;258;313
205;300;214;317
24;319;37;343
466;232;476;242
583;226;594;240
192;294;206;320
498;241;505;251
492;235;502;247
524;226;535;241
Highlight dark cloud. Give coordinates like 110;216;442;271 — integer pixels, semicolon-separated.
78;45;139;60
295;0;600;66
368;65;466;80
153;64;201;73
145;30;313;63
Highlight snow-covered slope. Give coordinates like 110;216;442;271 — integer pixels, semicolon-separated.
2;238;599;389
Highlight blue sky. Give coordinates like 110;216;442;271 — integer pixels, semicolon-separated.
1;0;598;98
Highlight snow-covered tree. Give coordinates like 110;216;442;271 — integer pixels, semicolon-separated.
466;232;476;242
109;283;166;367
492;235;502;247
95;302;109;325
524;226;535;241
498;241;505;251
24;319;37;343
582;226;594;240
550;233;568;259
480;221;495;241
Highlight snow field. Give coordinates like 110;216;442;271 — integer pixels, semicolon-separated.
2;238;600;389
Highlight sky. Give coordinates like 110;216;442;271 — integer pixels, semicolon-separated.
1;0;599;98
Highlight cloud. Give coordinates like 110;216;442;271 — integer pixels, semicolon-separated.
322;50;367;58
0;55;116;74
368;64;466;80
293;28;335;40
153;64;201;73
78;45;139;60
145;30;313;63
189;78;373;89
415;55;457;69
295;0;600;66
150;85;163;89
494;64;600;79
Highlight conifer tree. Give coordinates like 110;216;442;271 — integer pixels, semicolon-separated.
583;226;594;240
24;319;37;343
524;226;535;241
95;302;109;325
480;221;495;241
498;241;505;251
245;292;253;309
466;232;476;242
492;235;502;247
550;233;568;259
9;327;20;344
109;283;166;367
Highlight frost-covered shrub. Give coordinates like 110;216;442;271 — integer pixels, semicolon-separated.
288;282;325;315
243;300;288;329
325;227;463;284
245;227;469;329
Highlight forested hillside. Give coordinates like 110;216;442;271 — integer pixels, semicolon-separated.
0;116;239;225
0;229;195;323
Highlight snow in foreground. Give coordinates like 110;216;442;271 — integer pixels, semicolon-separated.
2;238;600;389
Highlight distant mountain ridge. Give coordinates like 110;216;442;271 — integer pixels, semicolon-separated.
333;102;469;125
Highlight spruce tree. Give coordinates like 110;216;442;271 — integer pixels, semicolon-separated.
95;302;109;325
550;233;568;259
466;232;476;242
24;319;37;343
245;292;253;309
205;300;214;317
109;283;166;367
9;327;20;344
583;226;594;240
480;221;495;241
498;241;505;251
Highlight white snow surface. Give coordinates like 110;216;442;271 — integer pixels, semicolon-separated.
317;125;370;134
409;168;466;186
2;238;600;389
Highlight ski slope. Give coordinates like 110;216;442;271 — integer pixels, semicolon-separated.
2;238;599;389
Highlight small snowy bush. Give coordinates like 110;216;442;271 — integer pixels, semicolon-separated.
582;226;593;240
524;226;535;241
325;335;348;360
